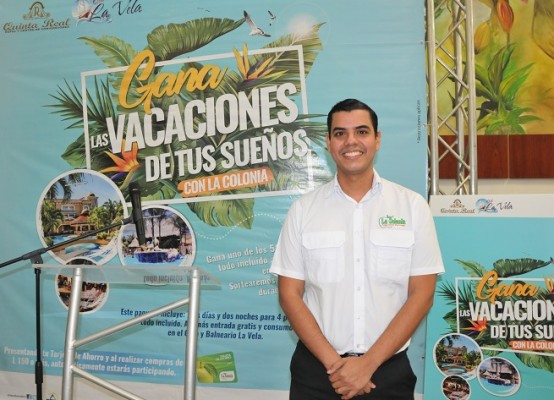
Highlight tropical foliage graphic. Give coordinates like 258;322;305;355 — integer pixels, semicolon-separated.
48;15;329;228
435;0;554;135
472;0;541;134
438;256;554;372
475;44;541;134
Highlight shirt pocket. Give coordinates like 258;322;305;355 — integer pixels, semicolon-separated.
302;231;345;283
370;229;414;282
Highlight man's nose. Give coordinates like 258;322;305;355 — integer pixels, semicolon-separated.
344;131;357;144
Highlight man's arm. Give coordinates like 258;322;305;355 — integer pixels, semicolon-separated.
278;275;342;370
328;274;438;399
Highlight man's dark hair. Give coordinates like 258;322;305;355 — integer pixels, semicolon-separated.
326;98;378;136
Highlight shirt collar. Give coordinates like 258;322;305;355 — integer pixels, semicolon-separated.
330;170;383;200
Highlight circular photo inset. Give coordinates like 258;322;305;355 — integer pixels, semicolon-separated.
119;205;196;267
55;258;109;314
37;170;127;265
434;333;482;380
478;357;521;397
442;375;471;400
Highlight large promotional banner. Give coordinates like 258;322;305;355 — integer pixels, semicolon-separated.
425;195;554;399
0;1;428;399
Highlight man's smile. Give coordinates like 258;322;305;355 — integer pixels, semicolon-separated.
342;150;364;158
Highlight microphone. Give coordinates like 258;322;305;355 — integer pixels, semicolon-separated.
129;182;146;247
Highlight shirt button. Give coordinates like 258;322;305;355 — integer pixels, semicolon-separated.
356;258;361;263
356;286;361;291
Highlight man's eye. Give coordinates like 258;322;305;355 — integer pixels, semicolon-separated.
334;131;344;137
358;130;369;135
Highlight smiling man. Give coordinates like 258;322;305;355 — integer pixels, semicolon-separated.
270;98;444;400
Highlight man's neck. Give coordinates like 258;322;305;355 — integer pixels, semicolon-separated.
337;171;374;203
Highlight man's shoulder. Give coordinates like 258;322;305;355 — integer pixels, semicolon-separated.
294;180;334;205
380;178;429;209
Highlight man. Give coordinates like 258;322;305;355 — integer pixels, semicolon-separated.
270;99;444;400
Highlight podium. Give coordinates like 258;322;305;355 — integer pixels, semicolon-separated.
37;263;218;400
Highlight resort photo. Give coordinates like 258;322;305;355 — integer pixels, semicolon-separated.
37;170;126;265
478;357;521;397
441;375;470;400
119;205;195;267
434;333;483;380
55;258;109;313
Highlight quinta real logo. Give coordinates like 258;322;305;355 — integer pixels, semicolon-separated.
24;2;50;19
3;2;70;33
439;198;476;214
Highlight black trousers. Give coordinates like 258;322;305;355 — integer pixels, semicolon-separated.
289;341;416;400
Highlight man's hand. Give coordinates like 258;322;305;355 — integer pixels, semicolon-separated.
327;357;376;399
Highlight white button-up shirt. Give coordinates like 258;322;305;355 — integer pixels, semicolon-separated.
270;171;444;354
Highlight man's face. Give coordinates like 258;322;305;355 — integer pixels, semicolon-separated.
326;109;381;178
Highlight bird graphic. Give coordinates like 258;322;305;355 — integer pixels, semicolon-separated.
244;10;270;37
268;10;276;26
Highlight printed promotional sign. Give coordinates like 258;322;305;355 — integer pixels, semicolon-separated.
0;1;428;399
425;195;554;400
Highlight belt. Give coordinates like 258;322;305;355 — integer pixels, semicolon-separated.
340;352;364;358
340;349;408;360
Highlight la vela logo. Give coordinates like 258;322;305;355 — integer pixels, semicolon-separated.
72;0;144;24
3;2;70;33
73;0;112;23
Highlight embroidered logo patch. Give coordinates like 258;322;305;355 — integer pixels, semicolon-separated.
378;215;406;228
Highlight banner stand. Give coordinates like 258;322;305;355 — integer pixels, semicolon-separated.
424;194;554;399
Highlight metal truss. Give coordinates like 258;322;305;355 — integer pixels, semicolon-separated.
427;0;478;195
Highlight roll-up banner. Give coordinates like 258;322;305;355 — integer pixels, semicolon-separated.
425;195;554;400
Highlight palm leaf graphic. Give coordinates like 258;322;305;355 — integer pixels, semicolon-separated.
80;35;137;68
492;257;553;277
516;352;554;373
189;190;255;229
146;18;246;61
49;78;115;168
454;259;488;277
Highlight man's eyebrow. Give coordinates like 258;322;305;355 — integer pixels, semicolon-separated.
331;124;372;132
